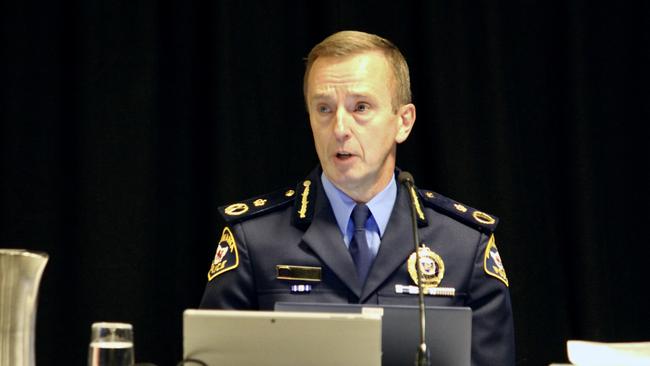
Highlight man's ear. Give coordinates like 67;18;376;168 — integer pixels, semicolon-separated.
395;103;416;144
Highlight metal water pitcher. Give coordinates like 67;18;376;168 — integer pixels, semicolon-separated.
0;249;49;366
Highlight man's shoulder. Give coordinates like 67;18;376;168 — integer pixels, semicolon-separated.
217;186;298;224
416;188;499;234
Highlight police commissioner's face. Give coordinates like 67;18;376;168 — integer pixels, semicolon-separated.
306;50;415;203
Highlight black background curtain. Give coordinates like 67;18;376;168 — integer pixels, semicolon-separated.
2;1;649;365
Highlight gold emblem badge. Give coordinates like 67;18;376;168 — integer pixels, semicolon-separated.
224;203;249;216
285;189;295;197
484;234;508;286
425;191;435;198
207;227;239;281
473;210;496;225
454;203;468;213
408;244;445;289
253;199;267;207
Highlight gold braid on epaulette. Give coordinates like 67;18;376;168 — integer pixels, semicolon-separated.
418;189;499;234
218;187;296;223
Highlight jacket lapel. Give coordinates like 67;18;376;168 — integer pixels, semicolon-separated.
299;170;362;298
361;183;420;302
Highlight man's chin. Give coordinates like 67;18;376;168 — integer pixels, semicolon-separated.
324;169;366;192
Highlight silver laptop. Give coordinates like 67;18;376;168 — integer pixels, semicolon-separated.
275;303;472;366
183;309;382;366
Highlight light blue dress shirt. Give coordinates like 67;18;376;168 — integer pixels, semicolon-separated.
320;172;397;257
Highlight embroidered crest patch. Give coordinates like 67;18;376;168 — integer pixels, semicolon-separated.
207;227;239;281
483;234;508;286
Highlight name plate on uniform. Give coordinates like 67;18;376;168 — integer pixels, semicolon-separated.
276;265;322;282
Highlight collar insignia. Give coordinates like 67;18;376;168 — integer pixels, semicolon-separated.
292;179;315;228
298;180;311;219
404;183;428;227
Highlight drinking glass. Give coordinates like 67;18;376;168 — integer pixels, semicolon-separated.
88;322;135;366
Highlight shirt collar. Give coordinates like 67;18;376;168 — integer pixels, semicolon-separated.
320;172;397;237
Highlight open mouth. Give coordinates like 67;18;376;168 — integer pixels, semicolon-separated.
336;152;354;160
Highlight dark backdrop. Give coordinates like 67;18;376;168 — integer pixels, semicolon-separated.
2;1;649;365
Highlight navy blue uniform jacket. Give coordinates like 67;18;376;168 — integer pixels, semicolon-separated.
200;168;515;365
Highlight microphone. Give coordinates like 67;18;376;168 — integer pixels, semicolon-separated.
398;171;430;366
397;171;414;185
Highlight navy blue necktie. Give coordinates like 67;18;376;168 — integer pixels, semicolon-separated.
349;204;373;285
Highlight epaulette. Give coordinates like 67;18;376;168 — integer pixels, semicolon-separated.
218;187;297;223
418;189;499;234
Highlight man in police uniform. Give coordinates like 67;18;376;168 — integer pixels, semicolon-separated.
200;31;515;365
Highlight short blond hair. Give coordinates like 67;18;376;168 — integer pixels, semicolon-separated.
304;30;412;112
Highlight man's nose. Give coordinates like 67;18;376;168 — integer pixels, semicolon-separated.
334;107;352;141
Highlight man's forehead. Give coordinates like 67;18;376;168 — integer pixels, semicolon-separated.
308;52;392;98
311;51;389;75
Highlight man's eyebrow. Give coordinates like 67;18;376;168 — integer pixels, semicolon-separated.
310;93;331;101
349;93;371;99
311;92;371;101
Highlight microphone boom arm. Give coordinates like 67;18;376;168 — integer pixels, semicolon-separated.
398;172;431;366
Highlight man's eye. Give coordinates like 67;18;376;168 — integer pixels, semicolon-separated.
355;103;370;112
318;105;331;113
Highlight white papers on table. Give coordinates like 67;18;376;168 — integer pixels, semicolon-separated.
567;340;650;366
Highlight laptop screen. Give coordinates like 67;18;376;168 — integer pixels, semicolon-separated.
183;309;382;366
275;303;472;366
